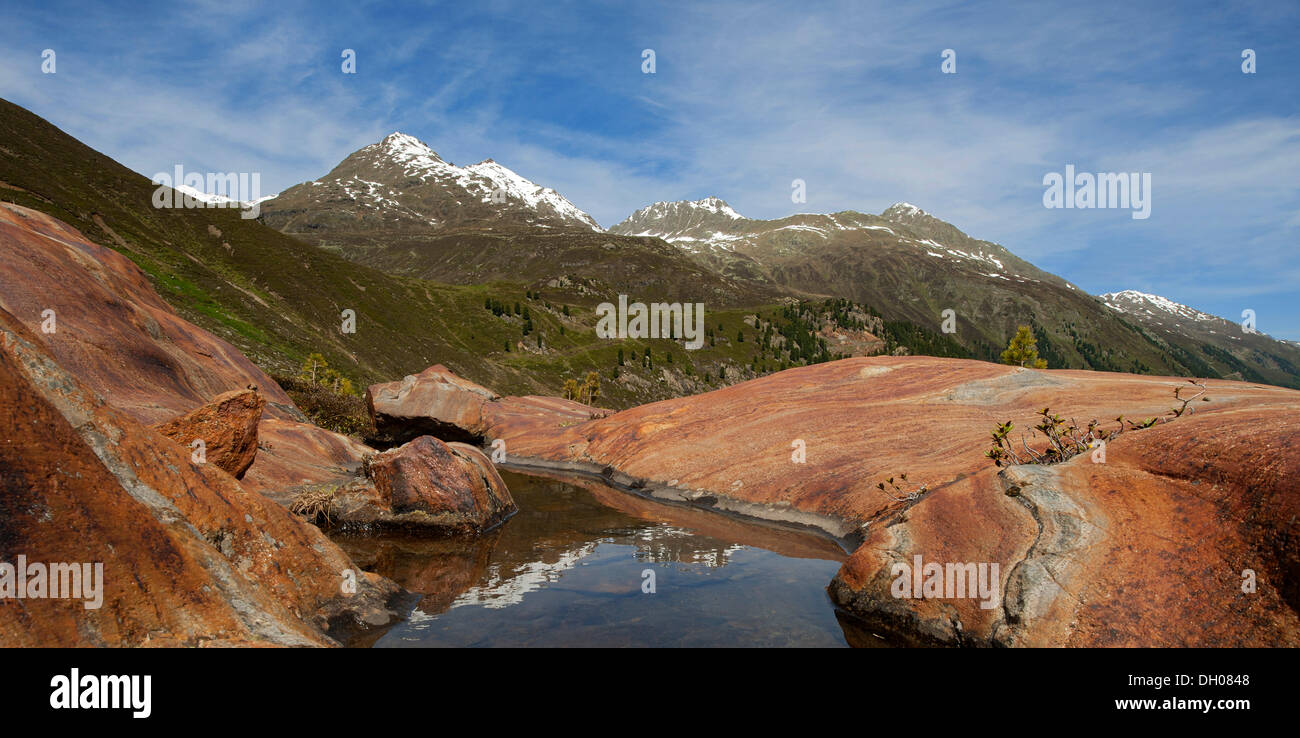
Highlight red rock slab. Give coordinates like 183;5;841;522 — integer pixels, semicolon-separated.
827;468;1036;645
480;395;606;437
0;202;376;507
0;202;294;424
152;388;265;478
1055;405;1299;647
830;404;1300;647
478;358;1290;537
0;307;403;647
399;356;1298;645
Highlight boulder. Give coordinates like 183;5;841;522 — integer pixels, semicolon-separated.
367;365;601;446
366;364;500;443
0;307;404;647
328;436;516;534
152;388;265;478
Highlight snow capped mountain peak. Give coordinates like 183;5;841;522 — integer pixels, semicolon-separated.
1100;290;1217;322
380;131;432;150
285;132;603;232
622;197;746;223
609;197;753;248
687;196;745;219
883;202;930;219
370;131;451;173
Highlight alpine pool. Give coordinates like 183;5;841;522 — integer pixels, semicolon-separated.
334;469;866;647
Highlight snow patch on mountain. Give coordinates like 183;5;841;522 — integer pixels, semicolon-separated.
1100;290;1218;322
611;197;751;250
614;197;1024;277
174;184;278;208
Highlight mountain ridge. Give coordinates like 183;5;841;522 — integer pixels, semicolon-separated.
255;129;1300;388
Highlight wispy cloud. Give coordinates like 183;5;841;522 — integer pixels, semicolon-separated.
1;0;1297;336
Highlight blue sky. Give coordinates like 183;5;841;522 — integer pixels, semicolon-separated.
2;0;1298;338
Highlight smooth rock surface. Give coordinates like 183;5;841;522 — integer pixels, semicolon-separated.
0;202;295;424
387;357;1300;646
241;417;375;507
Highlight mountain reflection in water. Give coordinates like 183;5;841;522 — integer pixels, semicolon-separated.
335;470;868;647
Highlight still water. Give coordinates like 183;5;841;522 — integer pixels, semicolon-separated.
334;469;859;647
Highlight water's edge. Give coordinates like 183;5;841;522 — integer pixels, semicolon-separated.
496;455;864;555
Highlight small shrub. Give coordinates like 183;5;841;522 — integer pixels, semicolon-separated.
274;373;374;438
875;473;927;502
563;371;602;404
1000;325;1048;369
986;380;1210;467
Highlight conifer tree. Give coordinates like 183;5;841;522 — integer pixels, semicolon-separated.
1001;325;1048;368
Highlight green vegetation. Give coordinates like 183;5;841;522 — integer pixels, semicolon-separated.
875;473;928;502
273;352;370;437
1000;325;1048;368
879;320;969;359
562;371;602;405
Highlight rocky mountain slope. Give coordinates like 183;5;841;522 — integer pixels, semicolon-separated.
1100;290;1300;387
612;199;1300;387
260;133;772;306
